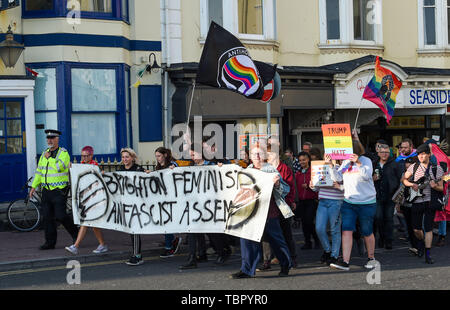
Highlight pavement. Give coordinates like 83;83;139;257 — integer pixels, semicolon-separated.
0;200;186;272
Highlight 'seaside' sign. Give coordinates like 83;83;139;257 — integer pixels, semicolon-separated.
70;164;277;242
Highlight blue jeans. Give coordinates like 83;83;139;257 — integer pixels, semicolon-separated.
240;218;291;276
439;221;447;236
165;234;174;250
315;199;342;259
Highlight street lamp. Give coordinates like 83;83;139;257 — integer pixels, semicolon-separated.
0;25;25;68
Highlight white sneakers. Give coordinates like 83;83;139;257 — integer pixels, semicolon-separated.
93;244;109;254
65;244;109;255
65;244;79;255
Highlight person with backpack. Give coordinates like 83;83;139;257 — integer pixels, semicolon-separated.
402;144;445;264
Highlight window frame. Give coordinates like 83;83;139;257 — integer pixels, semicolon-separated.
67;62;127;160
319;0;383;47
418;0;449;50
200;0;276;42
22;0;129;23
26;62;128;161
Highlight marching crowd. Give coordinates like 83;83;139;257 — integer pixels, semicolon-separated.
31;129;450;278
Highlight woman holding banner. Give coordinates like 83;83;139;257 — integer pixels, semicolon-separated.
155;147;183;259
230;145;292;279
65;146;108;255
328;140;378;271
118;148;148;266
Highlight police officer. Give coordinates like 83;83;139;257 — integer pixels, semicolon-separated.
29;129;78;250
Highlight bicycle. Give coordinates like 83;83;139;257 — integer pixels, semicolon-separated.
7;178;73;232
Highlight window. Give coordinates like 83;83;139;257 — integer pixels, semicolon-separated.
208;0;223;27
353;0;374;41
26;0;53;10
71;68;118;155
33;68;59;154
326;0;340;40
79;0;112;12
200;0;276;41
319;0;383;47
424;0;437;45
23;0;128;21
238;0;264;35
418;0;450;49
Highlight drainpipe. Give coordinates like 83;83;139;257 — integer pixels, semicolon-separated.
163;0;171;147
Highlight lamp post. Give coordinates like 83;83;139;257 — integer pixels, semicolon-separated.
0;25;25;68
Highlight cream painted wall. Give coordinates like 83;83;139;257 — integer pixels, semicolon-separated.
178;0;450;70
137;141;162;166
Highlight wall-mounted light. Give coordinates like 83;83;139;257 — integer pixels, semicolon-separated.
146;52;161;74
0;25;24;68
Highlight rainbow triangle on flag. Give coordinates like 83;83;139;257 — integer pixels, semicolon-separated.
362;57;403;124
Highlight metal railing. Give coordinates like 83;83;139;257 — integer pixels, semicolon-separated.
72;157;156;172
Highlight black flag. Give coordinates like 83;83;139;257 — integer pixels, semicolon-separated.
196;22;276;100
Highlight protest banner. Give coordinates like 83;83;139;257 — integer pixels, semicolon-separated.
322;123;353;160
311;161;333;187
70;164;280;242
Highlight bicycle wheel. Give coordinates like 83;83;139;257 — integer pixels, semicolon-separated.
7;198;41;232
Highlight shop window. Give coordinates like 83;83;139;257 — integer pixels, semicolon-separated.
71;68;118;155
200;0;276;41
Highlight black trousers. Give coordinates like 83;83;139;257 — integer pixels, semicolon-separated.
280;217;297;258
187;233;206;257
41;188;78;246
297;199;319;245
400;205;419;249
207;233;231;256
374;200;395;242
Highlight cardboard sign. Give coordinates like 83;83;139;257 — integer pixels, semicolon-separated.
70;164;278;242
322;124;353;160
311;161;334;187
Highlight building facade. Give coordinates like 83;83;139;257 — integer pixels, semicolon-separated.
0;0;163;201
2;0;450;201
166;0;450;155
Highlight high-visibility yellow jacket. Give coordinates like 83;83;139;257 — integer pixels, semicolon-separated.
32;147;70;190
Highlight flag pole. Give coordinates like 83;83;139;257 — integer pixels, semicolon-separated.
266;100;271;137
186;80;196;134
353;57;378;132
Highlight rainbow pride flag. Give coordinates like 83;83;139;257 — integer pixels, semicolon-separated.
363;57;402;124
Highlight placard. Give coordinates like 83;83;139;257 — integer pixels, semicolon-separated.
321;124;353;160
311;161;333;187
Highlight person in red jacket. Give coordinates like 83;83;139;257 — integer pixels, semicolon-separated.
296;151;320;249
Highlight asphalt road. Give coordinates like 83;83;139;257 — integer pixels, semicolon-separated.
1;239;449;291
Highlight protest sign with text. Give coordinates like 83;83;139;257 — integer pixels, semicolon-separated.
322;124;353;160
70;164;277;242
311;161;334;187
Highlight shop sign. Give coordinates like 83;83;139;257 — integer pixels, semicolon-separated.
408;89;450;106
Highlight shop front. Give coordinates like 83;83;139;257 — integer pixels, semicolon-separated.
333;57;448;153
168;63;334;157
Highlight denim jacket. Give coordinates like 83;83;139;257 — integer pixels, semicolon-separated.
248;163;294;219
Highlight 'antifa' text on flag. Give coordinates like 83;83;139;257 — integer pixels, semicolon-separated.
196;21;277;100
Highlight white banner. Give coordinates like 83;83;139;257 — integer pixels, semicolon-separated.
70;164;277;242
